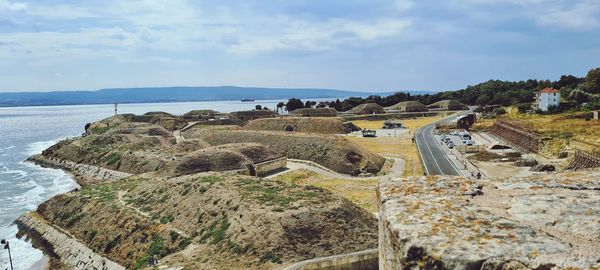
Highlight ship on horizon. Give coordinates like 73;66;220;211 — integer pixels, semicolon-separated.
241;98;255;102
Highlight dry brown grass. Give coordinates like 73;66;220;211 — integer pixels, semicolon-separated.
350;115;445;176
274;169;379;213
505;112;600;154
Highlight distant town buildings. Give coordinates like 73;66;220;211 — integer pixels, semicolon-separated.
533;88;560;112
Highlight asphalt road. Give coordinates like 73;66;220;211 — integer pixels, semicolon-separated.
415;114;463;176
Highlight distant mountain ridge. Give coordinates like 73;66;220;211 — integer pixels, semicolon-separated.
0;86;431;107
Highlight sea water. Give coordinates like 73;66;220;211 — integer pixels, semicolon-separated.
0;99;315;269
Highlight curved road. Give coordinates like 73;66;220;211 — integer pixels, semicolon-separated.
415;113;465;176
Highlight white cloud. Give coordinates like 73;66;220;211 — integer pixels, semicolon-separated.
230;17;412;53
0;0;26;11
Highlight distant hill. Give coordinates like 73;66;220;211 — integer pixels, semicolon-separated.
0;86;431;107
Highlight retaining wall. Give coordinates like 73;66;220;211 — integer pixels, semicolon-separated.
488;120;540;153
28;155;131;183
16;213;125;270
254;157;287;177
282;249;378;270
565;150;600;170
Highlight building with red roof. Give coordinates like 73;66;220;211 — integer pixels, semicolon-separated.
532;88;560;112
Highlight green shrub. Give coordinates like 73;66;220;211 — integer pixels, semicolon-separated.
105;152;122;165
259;251;282;264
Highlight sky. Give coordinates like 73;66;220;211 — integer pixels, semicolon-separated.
0;0;599;93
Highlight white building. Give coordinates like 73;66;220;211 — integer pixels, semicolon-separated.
533;88;560;112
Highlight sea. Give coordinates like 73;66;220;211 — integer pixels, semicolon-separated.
0;99;321;269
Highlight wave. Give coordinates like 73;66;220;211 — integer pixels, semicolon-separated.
0;145;15;152
25;140;59;156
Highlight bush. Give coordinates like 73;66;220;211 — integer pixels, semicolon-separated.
492;107;507;116
515;103;531;113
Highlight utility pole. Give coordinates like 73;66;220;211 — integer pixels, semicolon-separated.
1;239;14;270
114;103;118;115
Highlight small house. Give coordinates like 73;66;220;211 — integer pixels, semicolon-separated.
533;88;560;112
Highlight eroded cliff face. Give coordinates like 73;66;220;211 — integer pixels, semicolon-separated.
378;170;600;270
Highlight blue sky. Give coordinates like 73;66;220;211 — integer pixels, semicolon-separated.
0;0;599;92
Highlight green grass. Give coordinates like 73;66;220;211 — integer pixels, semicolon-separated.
195;175;222;185
132;234;165;270
105;152;122;165
200;217;230;244
259;251;282;264
235;178;318;208
79;177;147;204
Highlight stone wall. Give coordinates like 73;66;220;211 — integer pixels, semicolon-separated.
565;150;600;170
282;249;378;270
16;213;125;270
28;154;131;184
378;170;600;269
254;157;287;177
488;120;540;153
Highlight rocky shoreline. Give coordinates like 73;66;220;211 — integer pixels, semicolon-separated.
26;154;132;186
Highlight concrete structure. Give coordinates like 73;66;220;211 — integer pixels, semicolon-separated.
17;213;125;270
282;249;377;270
383;120;404;129
253;157;287;177
378;171;600;269
533;88;560;112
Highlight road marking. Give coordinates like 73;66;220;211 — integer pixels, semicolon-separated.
420;125;444;175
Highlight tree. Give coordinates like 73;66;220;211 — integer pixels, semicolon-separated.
255;105;262;110
276;102;285;113
263;106;269;111
475;94;491;106
285;98;304;112
580;68;600;94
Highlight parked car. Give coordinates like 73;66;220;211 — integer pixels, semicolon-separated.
440;135;448;141
464;140;475;146
444;137;452;143
447;142;455;149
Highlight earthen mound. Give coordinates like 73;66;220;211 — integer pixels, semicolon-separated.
289;108;337;117
244;117;351;134
187;129;385;175
25;173;377;269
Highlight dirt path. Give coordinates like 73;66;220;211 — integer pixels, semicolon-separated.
265;158;405;180
116;191;189;238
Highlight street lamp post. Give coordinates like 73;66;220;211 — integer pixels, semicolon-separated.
1;239;13;270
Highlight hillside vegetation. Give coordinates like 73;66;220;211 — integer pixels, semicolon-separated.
35;173;378;269
186;129;386;176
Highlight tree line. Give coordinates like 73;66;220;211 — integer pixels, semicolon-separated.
270;67;600;113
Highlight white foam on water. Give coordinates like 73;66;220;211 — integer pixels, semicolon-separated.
25;140;58;156
0;224;44;270
0;145;15;152
0;140;79;269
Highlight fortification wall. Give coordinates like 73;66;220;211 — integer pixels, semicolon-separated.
282;249;378;270
27;154;131;185
254;157;287;176
488;120;540;153
16;213;125;270
565;150;600;170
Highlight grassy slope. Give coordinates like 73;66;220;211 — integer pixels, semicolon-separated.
504;109;600;155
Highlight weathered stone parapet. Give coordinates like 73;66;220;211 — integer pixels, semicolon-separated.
281;248;378;270
378;170;600;269
16;212;125;270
